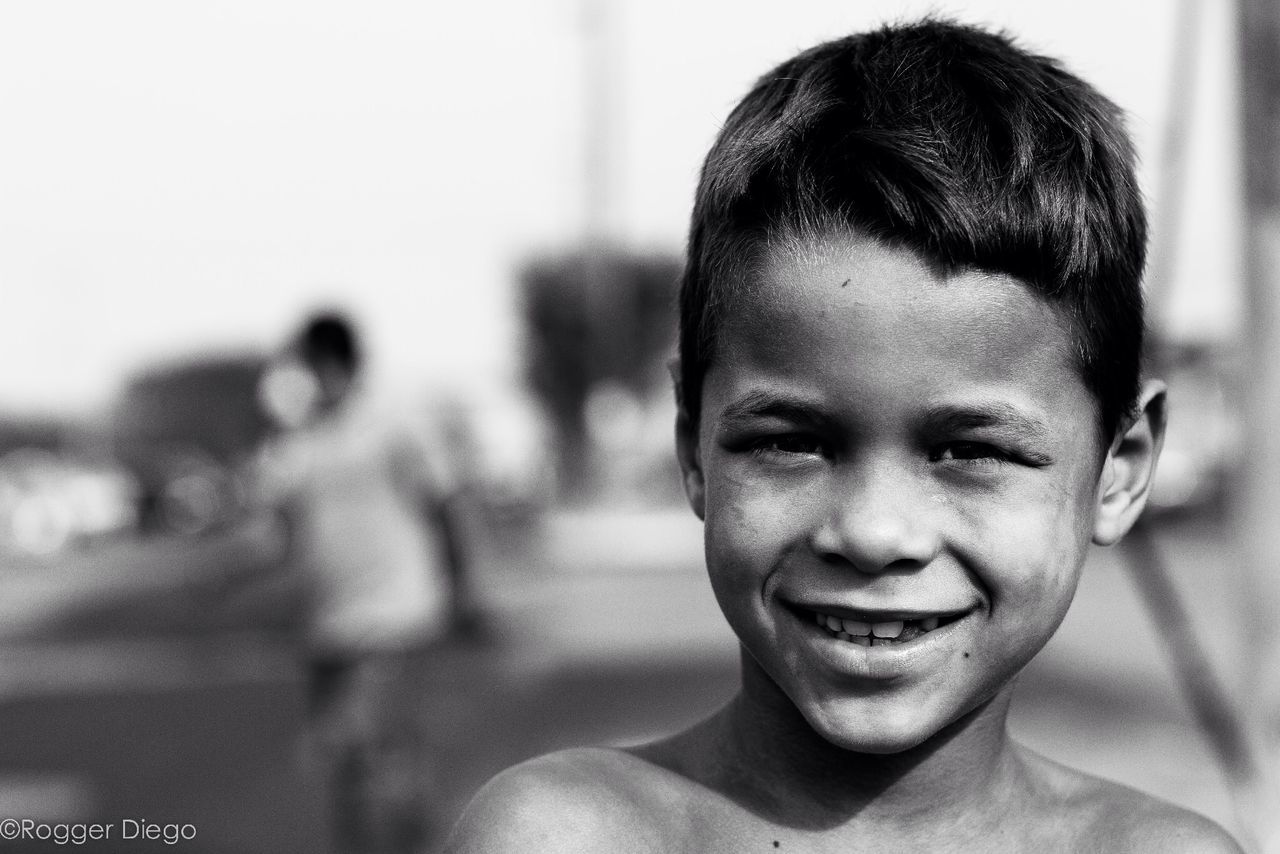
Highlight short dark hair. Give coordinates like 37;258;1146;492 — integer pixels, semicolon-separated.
678;19;1147;440
298;311;360;375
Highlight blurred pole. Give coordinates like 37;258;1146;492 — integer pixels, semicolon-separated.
579;0;612;501
582;0;621;247
1236;0;1280;849
1123;522;1264;850
1143;0;1203;329
575;0;631;501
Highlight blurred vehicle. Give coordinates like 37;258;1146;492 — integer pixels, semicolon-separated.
111;353;270;536
0;447;139;557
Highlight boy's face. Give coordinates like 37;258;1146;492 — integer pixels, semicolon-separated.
310;356;356;413
682;230;1120;754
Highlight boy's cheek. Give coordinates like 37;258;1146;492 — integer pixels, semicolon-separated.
705;482;813;559
704;506;774;577
951;474;1098;546
947;503;1086;593
703;500;801;606
978;541;1084;636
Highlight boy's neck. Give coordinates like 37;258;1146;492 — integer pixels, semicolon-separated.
705;652;1028;831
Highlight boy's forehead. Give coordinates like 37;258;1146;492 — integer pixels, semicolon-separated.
712;229;1091;424
743;228;977;306
726;229;1076;356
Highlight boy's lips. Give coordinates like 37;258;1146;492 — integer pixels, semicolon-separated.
778;599;979;676
788;606;977;680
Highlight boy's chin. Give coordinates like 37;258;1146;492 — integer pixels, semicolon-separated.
798;695;973;756
797;686;1011;757
805;712;936;755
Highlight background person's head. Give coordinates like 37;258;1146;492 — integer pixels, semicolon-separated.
677;19;1148;447
297;311;362;415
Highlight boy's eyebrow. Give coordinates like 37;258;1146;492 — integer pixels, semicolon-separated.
923;401;1053;440
717;390;825;423
717;393;1058;441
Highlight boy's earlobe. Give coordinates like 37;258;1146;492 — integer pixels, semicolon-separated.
675;405;706;520
1093;380;1168;545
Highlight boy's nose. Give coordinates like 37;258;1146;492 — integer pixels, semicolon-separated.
810;464;942;574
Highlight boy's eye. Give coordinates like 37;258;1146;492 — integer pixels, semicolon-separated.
931;441;1009;464
751;434;825;457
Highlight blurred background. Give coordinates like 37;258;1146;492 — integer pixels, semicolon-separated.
1;0;1277;851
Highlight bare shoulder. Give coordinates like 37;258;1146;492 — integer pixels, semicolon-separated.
1091;785;1243;853
442;747;673;854
1022;750;1243;853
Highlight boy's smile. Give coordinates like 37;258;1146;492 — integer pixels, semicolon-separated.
684;229;1111;754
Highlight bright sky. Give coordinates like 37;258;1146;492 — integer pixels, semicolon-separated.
0;0;1241;415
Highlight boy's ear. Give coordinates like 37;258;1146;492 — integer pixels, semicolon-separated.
674;406;706;521
670;359;706;519
1092;380;1168;546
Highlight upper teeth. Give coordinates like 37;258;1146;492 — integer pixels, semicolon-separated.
815;612;942;637
871;621;904;638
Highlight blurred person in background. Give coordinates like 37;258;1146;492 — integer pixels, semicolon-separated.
253;309;475;853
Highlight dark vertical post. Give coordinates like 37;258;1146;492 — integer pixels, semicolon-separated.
1235;0;1280;848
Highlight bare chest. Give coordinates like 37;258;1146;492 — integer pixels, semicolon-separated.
630;787;1099;854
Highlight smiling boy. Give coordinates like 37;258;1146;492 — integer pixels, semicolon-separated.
445;19;1243;852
